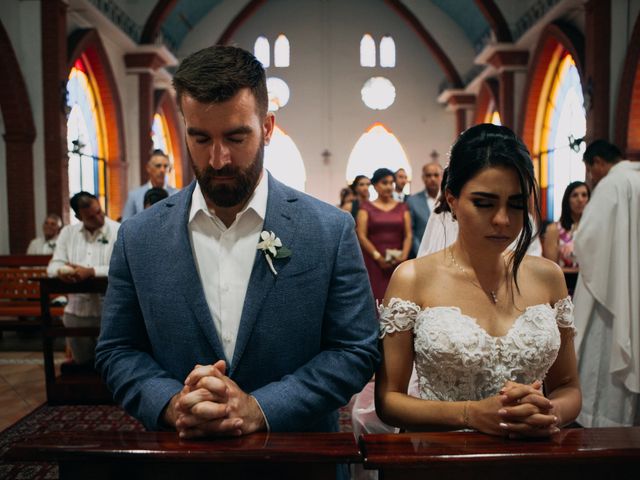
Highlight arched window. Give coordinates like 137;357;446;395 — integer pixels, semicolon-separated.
379;35;396;68
346;123;411;199
66;58;108;215
151;112;177;187
264;126;306;191
484;100;502;125
274;34;290;67
360;34;376;67
254;36;270;68
537;53;586;221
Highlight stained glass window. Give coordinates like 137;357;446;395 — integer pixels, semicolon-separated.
360;34;376;67
151;112;176;187
274;34;290;67
254;36;270;67
264;126;306;191
538;53;586;221
66;58;107;216
380;36;396;67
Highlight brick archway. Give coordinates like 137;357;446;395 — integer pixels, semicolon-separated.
0;19;37;253
154;89;190;187
67;29;127;219
474;79;500;125
615;13;640;160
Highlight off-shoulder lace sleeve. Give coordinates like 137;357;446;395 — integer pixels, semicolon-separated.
378;298;421;338
554;296;576;336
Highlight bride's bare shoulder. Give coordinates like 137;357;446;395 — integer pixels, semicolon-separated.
520;255;568;300
386;250;448;300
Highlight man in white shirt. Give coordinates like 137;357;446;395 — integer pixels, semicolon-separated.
407;162;442;257
48;192;119;367
392;168;408;202
26;213;62;255
121;149;178;220
573;140;640;427
96;46;378;453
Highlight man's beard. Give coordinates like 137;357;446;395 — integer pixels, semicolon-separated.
191;141;264;208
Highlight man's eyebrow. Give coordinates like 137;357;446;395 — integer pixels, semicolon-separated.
187;127;208;136
223;126;253;136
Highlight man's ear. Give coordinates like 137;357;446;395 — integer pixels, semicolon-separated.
263;112;275;146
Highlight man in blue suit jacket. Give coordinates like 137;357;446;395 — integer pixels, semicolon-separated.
406;162;442;257
121;149;179;221
96;46;379;439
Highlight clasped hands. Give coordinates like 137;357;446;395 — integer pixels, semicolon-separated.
471;380;560;438
57;264;95;283
165;360;266;439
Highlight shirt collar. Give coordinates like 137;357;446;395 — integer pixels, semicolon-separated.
189;170;269;226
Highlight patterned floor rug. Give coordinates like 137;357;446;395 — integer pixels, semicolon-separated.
0;403;353;479
0;404;144;479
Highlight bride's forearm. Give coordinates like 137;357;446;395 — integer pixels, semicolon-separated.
376;392;467;431
547;383;581;427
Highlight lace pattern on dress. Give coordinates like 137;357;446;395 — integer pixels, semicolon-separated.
378;298;421;338
554;296;576;336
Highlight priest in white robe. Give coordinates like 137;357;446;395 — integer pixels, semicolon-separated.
573;140;640;427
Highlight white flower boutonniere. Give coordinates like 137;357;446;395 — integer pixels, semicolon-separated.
257;230;292;276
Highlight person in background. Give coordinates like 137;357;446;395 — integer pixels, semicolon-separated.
349;175;371;220
47;192;119;369
407;162;442;257
375;124;581;438
356;168;411;302
338;186;356;212
393;168;409;202
542;181;590;268
27;214;63;255
122;149;179;220
573;140;640;427
143;187;170;209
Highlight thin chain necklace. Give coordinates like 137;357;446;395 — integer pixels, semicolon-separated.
448;247;505;304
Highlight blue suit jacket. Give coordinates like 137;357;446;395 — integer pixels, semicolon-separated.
407;190;432;257
121;183;179;221
96;174;380;432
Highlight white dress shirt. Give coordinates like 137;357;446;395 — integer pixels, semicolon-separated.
47;217;120;317
426;193;437;213
188;172;268;364
27;236;58;255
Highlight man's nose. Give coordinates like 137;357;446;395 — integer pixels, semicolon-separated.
209;142;231;169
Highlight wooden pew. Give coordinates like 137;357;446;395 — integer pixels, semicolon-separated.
38;277;112;404
5;431;361;480
0;255;64;334
360;427;640;479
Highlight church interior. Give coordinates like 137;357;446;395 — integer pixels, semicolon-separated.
1;0;640;477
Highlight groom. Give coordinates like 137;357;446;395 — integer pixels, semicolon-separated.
95;45;379;437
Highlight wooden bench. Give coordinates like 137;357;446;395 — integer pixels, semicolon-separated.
0;255;64;334
38;276;112;404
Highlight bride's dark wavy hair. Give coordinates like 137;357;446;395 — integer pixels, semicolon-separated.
434;123;540;290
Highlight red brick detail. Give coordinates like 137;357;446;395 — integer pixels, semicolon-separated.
474;0;513;42
67;29;127;220
217;0;268;45
155;90;190;187
584;0;611;141
519;23;585;152
448;94;476;109
474;79;499;125
614;12;640;156
486;50;529;71
141;0;178;44
0;18;37;253
124;53;166;71
499;70;515;129
455;109;467;135
41;0;69;224
138;72;155;183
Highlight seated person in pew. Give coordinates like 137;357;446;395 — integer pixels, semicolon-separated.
27;213;63;255
143;187;169;209
47;192;119;368
375;124;581;438
95;45;379;450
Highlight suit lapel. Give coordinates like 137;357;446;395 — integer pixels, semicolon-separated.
230;174;297;375
168;182;228;363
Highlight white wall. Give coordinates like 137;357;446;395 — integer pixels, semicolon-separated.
180;0;458;203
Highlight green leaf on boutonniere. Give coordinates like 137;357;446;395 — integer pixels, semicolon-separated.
275;246;292;259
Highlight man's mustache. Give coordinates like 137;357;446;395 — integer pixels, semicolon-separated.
205;166;240;177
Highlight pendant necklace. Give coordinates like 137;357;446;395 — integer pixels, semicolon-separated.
449;247;504;305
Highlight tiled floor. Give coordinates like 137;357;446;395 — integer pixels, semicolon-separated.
0;351;65;432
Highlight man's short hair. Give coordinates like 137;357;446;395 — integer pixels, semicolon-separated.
70;191;98;216
143;187;169;208
394;168;406;180
172;45;268;117
583;140;622;165
46;213;62;227
150;149;169;160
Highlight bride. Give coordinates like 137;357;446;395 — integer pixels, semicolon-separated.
375;124;581;437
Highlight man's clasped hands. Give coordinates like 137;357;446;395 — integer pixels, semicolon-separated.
163;360;266;438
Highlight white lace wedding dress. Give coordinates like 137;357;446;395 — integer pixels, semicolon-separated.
378;297;576;401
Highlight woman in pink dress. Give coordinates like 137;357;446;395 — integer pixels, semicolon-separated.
356;168;412;301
